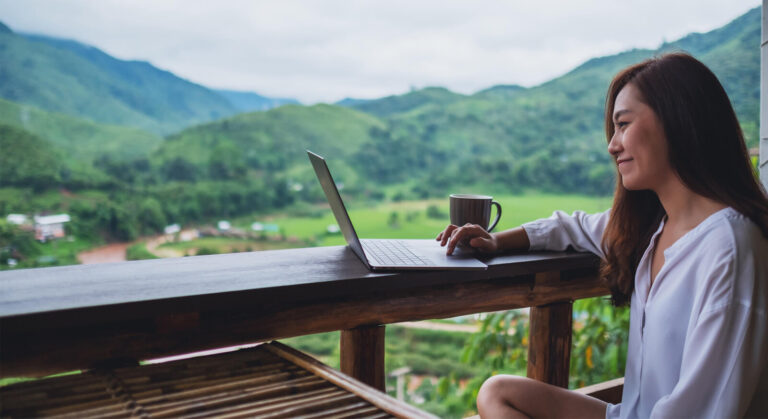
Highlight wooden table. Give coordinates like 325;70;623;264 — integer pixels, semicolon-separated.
0;242;606;390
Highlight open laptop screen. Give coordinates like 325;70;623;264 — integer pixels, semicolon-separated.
307;150;369;267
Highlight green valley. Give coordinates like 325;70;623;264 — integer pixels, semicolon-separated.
0;7;761;259
0;8;761;418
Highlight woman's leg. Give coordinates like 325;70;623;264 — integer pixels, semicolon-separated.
476;375;607;419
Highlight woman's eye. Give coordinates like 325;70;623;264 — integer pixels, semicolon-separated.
616;121;628;129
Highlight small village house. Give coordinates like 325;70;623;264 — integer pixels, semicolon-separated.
33;214;70;242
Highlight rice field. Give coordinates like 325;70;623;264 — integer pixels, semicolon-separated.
238;192;612;247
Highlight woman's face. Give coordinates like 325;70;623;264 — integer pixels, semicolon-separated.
608;83;675;192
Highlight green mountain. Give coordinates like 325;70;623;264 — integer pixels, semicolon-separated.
0;98;162;162
472;84;527;101
346;7;761;195
0;124;62;190
335;97;373;107
663;9;761;138
0;7;760;241
215;89;299;113
157;104;385;188
154;7;760;200
0;98;167;189
340;87;467;118
0;28;238;134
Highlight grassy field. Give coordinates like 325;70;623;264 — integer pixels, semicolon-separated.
126;243;159;260
235;192;612;247
149;192;611;256
1;235;97;270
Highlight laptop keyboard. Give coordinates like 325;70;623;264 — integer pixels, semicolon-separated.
361;239;432;266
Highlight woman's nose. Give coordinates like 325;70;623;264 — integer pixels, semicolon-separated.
607;132;622;155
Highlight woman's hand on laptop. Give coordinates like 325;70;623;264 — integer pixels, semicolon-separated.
437;224;498;255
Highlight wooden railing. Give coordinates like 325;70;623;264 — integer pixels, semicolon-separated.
0;244;609;394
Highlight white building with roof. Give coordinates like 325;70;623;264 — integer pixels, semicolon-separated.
33;214;70;242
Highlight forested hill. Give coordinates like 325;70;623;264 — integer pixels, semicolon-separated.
0;7;760;241
163;6;760;198
215;90;300;113
338;87;467;118
158;104;385;190
0;98;162;163
353;6;760;194
0;27;298;134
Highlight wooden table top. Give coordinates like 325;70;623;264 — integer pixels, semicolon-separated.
0;242;598;319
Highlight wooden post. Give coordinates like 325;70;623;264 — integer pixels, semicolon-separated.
340;325;385;391
527;272;573;388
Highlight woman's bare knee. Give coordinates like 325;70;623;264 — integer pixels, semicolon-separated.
476;375;606;419
477;375;530;418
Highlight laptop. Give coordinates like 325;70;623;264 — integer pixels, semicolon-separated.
307;150;487;271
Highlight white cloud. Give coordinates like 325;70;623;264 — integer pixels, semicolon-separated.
0;0;760;103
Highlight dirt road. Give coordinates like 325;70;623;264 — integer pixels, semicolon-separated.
77;243;130;264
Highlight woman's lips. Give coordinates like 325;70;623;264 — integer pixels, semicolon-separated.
617;158;633;166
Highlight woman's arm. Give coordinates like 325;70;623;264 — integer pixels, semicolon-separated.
437;225;529;255
522;209;610;257
437;209;611;256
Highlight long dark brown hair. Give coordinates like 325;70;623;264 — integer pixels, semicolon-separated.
601;52;768;306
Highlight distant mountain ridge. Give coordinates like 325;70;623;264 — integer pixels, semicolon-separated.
215;89;299;113
0;26;299;135
337;86;466;118
163;7;760;198
0;8;760;196
0;97;162;162
0;6;760;242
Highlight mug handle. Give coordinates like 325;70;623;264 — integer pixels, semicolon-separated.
487;201;502;232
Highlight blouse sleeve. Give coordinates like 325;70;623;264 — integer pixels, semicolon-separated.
521;209;610;259
648;249;768;418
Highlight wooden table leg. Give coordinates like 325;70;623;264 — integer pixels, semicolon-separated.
527;299;573;388
340;325;385;391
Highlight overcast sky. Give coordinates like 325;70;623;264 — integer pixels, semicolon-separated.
0;0;760;103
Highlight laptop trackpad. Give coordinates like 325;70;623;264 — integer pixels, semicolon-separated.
402;239;487;269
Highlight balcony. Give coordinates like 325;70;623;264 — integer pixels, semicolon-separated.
0;244;620;417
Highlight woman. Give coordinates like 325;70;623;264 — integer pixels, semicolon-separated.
437;53;768;418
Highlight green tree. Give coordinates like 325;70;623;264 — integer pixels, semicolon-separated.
138;197;167;234
163;156;199;182
209;142;247;180
0;219;38;266
0;124;61;191
449;298;629;416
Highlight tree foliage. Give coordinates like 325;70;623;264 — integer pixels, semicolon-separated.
0;124;61;190
0;9;760;243
434;298;630;417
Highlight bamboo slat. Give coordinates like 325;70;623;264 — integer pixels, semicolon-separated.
293;401;374;418
0;342;428;418
148;377;328;418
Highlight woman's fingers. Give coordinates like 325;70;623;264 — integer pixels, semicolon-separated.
438;224;497;255
445;224;490;255
446;226;471;255
437;224;459;245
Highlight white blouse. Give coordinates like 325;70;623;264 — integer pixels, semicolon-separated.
522;207;768;418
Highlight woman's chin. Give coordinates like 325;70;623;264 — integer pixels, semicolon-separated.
621;178;643;191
